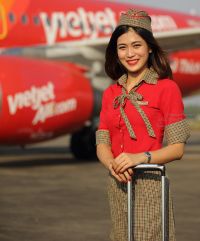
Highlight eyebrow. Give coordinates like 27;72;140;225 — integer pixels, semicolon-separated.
117;41;142;46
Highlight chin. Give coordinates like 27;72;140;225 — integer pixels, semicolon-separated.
128;64;148;74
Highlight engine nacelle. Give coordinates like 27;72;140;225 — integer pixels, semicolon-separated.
170;49;200;96
0;56;93;145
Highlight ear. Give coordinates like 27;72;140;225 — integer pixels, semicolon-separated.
149;49;152;54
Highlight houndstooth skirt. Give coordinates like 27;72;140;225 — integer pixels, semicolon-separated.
108;170;176;241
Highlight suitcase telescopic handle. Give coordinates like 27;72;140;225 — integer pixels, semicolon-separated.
132;164;165;175
128;164;167;241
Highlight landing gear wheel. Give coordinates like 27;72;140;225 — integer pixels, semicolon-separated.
70;126;97;159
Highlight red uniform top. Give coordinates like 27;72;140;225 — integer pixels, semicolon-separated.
96;68;190;158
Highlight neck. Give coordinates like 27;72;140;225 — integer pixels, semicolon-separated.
126;67;148;92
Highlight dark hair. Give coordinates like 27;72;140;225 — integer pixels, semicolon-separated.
105;26;173;80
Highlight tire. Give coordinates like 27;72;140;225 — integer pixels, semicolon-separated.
70;126;97;159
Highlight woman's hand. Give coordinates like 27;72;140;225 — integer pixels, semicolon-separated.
112;152;145;182
109;161;133;183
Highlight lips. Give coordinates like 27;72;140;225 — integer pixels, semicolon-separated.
127;59;139;65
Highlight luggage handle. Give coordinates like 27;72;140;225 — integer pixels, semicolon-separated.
128;164;167;241
132;164;165;176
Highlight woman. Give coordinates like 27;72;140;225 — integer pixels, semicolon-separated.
96;8;190;241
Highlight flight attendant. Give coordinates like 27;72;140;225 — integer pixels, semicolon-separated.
96;8;190;241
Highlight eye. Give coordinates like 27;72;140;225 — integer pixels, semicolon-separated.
133;44;141;48
118;46;126;50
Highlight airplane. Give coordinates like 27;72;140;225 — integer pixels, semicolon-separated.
0;0;200;159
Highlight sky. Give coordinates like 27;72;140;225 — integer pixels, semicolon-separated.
102;0;200;16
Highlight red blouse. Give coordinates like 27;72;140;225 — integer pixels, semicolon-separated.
96;68;190;158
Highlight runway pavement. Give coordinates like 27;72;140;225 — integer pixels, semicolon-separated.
0;131;199;241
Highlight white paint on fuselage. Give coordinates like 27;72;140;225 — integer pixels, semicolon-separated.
7;82;77;125
39;7;117;45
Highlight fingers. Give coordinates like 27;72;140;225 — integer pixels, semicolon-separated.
122;167;134;181
114;159;128;173
109;162;128;183
110;166;134;183
112;166;127;182
123;170;131;181
111;168;127;182
113;156;133;174
128;167;134;176
112;154;127;171
111;153;135;182
117;162;132;173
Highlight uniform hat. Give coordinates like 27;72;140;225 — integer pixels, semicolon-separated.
116;8;152;33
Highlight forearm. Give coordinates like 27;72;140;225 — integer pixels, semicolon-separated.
142;143;185;164
96;144;114;170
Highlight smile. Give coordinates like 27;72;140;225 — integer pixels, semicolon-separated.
127;59;139;65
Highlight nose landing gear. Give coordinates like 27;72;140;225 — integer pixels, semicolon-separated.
70;125;97;160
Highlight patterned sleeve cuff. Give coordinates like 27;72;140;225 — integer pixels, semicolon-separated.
165;119;190;145
96;130;111;146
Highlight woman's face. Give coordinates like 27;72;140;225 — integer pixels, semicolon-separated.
117;28;151;76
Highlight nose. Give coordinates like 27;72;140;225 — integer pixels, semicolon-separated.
127;47;135;58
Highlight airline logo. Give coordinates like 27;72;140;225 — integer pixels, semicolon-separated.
187;19;200;27
40;7;117;45
7;82;77;125
171;58;200;75
39;7;178;45
151;15;177;31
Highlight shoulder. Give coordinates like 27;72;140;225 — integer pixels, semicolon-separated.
157;78;180;90
103;83;120;98
157;78;181;95
157;79;183;110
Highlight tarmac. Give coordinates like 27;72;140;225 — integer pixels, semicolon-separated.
0;131;199;241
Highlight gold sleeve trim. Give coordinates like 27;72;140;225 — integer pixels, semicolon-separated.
165;119;190;145
96;130;111;146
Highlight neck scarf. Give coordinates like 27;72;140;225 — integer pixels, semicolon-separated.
113;67;158;139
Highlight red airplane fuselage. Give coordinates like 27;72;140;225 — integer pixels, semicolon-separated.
1;0;200;47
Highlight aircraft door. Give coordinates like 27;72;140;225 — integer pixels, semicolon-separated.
0;3;7;39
